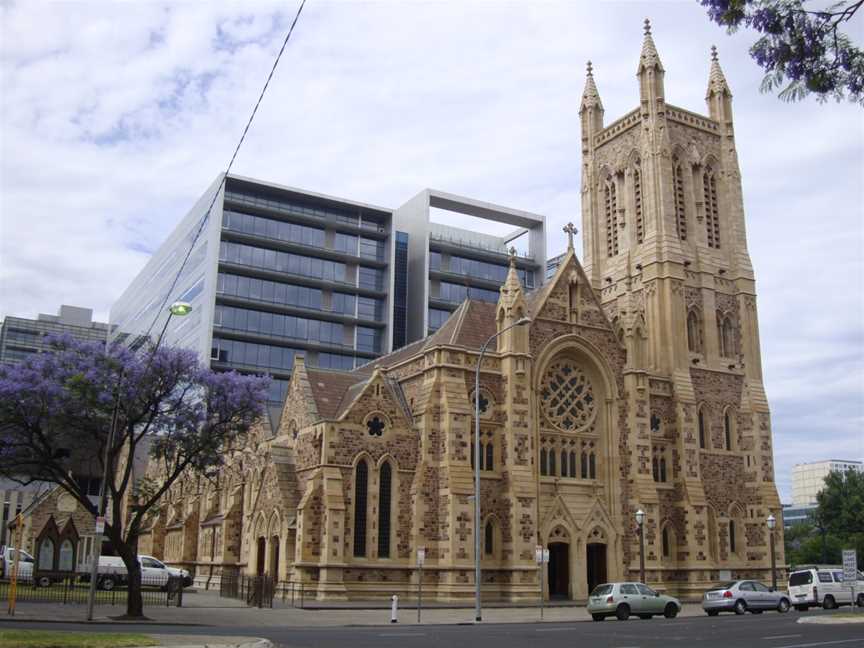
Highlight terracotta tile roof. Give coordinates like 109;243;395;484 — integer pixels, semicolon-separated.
451;301;498;350
305;367;368;420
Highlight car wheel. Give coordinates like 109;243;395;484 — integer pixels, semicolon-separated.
777;598;790;613
706;610;719;616
100;576;115;591
616;604;630;621
638;614;652;619
856;593;864;608
592;614;605;622
823;595;836;610
794;604;808;612
664;603;678;619
36;576;52;588
733;599;747;615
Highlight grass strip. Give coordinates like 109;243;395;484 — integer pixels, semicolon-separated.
0;629;158;648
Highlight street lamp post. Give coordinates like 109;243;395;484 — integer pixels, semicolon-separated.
635;509;646;584
767;514;777;591
85;301;192;621
474;316;530;623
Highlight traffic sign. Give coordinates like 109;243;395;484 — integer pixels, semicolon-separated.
842;549;857;583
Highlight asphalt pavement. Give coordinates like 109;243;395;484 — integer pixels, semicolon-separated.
3;608;863;648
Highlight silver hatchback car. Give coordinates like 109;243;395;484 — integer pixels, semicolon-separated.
702;580;791;615
588;582;682;621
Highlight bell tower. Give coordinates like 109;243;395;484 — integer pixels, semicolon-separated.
579;21;782;590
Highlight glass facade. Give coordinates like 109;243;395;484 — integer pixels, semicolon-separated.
437;281;500;304
392;232;409;350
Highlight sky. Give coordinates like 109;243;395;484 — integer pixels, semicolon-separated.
1;1;862;502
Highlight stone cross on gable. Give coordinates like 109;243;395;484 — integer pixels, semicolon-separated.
563;222;578;250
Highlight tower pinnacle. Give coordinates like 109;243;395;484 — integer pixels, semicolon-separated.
638;18;664;73
580;60;603;113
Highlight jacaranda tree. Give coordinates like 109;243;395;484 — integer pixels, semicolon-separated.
0;335;268;618
700;0;864;104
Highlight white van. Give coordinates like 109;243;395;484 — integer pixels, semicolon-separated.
0;546;34;583
788;566;864;610
93;555;191;591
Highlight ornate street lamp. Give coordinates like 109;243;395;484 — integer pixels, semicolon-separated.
636;509;646;584
767;514;777;591
474;316;530;622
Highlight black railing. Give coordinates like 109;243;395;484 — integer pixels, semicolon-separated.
220;571;274;608
0;573;184;607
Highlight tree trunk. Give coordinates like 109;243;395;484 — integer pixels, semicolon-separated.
113;534;144;619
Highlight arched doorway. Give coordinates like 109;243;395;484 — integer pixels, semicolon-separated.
256;537;266;576
586;543;607;593
548;542;570;598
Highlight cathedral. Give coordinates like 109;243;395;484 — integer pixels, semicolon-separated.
19;23;783;602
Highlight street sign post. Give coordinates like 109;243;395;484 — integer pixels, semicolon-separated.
536;545;549;620
842;549;857;613
417;547;426;623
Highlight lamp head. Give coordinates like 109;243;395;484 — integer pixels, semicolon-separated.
516;316;531;327
767;514;776;530
635;509;646;526
169;301;193;317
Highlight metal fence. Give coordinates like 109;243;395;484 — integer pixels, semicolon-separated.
220;571;275;608
0;574;184;607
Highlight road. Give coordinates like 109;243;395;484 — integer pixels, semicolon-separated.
3;609;863;648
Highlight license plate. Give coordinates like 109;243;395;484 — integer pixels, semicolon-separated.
707;592;720;600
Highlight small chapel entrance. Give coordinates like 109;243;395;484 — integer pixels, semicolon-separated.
547;542;570;599
586;543;607;593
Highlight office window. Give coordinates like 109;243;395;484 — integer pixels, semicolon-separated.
360;237;385;261
428;308;451;332
429;251;441;271
331;292;356;316
357;297;383;321
333;232;358;255
356;326;381;354
358;267;384;291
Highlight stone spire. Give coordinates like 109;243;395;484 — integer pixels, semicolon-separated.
580;61;603;113
637;18;664;73
501;246;523;300
497;246;528;352
706;45;732;98
706;45;733;122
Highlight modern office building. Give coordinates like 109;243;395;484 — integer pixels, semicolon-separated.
109;175;548;416
791;459;864;506
545;252;566;280
0;305;109;365
781;503;816;528
393;189;545;340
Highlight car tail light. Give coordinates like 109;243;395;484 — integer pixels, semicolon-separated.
606;595;614;603
723;591;732;598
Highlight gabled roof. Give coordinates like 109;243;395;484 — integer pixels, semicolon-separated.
304;368;368;420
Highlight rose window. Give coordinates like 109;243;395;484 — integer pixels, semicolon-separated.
540;359;596;431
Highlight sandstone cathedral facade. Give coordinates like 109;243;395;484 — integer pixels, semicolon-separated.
134;25;784;602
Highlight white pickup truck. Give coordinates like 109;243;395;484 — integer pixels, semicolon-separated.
93;555;191;591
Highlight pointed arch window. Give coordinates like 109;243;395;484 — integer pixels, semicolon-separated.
704;169;720;248
377;462;392;558
353;460;368;557
673;161;687;241
662;527;670;558
569;451;577;478
560;450;568;477
729;519;737;554
589;452;596;479
605;179;619;257
718;315;736;358
484;520;494;556
633;164;644;244
549;450;556;476
687;309;703;354
724;412;733;451
698;408;706;449
581;451;589;479
540;448;548;476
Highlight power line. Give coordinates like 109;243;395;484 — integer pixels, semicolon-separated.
142;0;308;343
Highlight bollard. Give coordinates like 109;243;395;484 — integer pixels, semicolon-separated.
391;594;398;623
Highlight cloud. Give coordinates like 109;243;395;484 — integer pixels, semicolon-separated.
1;1;862;501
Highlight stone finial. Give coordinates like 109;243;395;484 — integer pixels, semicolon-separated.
644;18;651;36
706;45;731;98
508;246;517;268
580;61;603;113
563;222;578;251
710;45;718;62
638;18;664;73
586;60;593;77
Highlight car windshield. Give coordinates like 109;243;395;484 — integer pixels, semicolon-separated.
710;582;738;590
590;584;613;597
789;572;812;586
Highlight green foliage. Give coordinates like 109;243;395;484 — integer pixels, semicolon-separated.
785;469;864;568
0;631;157;648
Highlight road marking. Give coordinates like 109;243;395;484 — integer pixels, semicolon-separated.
535;627;571;632
763;635;802;640
777;640;864;648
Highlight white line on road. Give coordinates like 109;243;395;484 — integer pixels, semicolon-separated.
763;635;802;640
777;640;864;648
535;628;571;632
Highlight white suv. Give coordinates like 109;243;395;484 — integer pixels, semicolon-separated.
788;566;864;611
